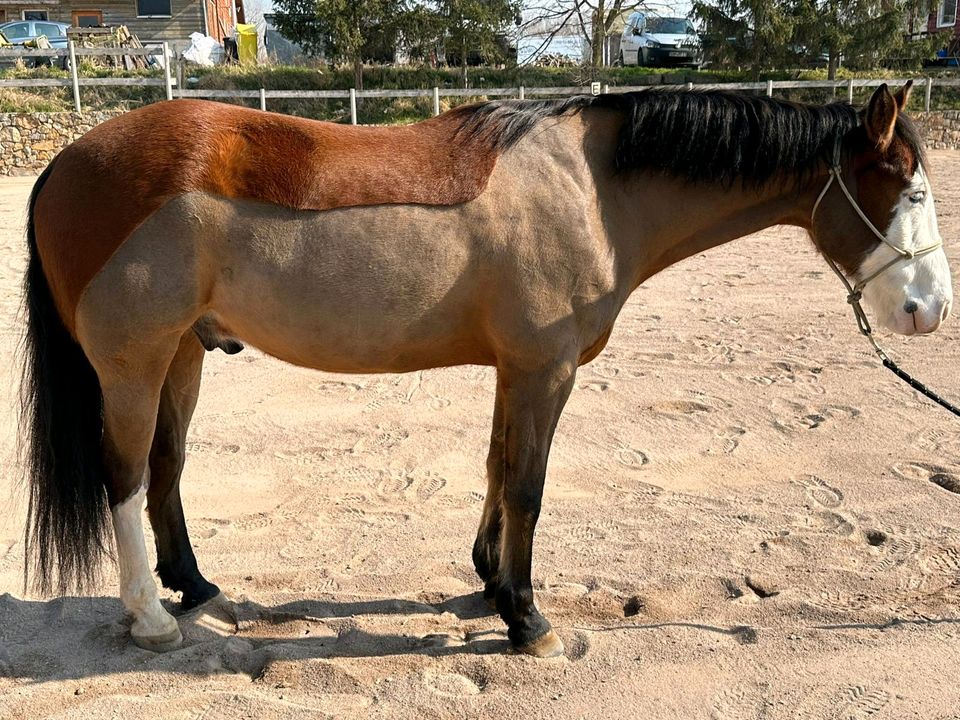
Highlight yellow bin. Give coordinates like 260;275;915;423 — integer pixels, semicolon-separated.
236;23;258;65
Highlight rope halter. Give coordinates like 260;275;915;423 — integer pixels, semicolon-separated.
810;132;943;348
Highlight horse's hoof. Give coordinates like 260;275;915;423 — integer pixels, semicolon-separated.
515;629;565;658
180;583;223;611
131;626;183;653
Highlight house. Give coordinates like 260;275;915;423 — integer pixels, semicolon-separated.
929;0;959;38
915;0;960;60
0;0;244;47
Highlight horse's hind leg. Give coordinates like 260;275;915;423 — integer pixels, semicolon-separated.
89;335;184;651
148;332;220;610
473;376;504;605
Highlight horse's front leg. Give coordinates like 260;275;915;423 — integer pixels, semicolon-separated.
496;357;577;657
472;376;504;605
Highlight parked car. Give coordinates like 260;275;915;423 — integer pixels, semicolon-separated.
0;20;69;67
619;13;703;68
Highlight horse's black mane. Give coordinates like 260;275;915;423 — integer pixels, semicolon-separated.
455;88;924;188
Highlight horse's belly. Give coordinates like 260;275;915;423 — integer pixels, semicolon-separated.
202;197;493;372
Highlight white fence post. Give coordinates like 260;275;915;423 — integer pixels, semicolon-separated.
433;86;440;116
350;88;357;125
519;85;525;100
846;79;853;104
260;88;267;111
685;82;693;91
162;42;173;101
603;84;609;94
766;79;773;97
925;77;933;112
68;41;81;113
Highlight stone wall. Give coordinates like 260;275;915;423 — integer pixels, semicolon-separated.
915;110;960;151
0;111;123;176
1;108;959;177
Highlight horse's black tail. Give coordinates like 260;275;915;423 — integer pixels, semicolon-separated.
20;158;110;595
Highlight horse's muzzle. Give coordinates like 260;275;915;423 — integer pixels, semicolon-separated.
898;297;951;335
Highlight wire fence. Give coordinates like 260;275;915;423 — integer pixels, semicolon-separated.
1;44;959;121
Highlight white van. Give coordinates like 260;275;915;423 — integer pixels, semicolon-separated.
618;13;703;68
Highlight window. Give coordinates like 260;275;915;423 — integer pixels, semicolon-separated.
21;10;48;21
72;10;103;27
36;22;66;37
136;0;172;17
939;0;957;26
647;18;696;35
2;22;31;39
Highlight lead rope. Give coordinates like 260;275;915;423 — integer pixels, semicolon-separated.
812;135;960;418
821;252;960;418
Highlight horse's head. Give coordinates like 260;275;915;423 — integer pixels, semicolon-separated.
812;82;952;335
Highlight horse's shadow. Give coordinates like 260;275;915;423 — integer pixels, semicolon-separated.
7;590;954;683
0;590;511;682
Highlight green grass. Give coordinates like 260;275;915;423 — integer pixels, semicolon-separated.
0;88;66;112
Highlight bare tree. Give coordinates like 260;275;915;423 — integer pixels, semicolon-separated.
243;0;270;24
520;1;682;66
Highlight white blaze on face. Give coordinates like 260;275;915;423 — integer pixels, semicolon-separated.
859;166;953;335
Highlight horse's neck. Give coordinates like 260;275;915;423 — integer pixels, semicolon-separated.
597;163;823;292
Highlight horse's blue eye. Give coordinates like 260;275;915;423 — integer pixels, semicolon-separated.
909;191;925;204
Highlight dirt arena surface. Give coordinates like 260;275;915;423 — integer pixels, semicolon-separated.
2;153;960;719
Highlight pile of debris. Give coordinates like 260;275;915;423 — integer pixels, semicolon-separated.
534;53;579;68
67;25;150;70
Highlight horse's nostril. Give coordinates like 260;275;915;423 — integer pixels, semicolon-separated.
903;300;919;314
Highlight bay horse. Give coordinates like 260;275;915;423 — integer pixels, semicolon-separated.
20;82;952;657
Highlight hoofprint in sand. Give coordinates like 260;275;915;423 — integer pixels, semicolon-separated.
2;153;960;718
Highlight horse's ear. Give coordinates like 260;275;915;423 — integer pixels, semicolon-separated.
894;80;913;112
866;83;898;152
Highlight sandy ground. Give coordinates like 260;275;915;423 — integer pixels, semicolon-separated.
2;154;960;719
